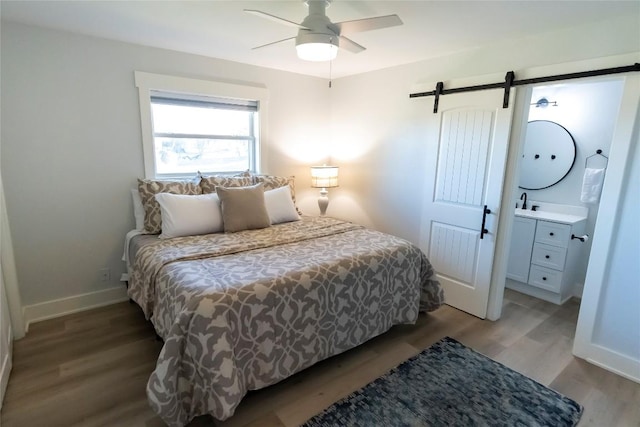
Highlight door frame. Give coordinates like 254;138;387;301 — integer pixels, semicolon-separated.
485;83;532;320
572;74;640;382
0;175;24;340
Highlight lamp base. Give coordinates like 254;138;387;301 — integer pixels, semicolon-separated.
318;188;329;216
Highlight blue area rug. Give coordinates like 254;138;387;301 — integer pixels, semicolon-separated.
303;337;583;427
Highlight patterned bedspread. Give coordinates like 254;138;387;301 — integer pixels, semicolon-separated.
127;216;443;426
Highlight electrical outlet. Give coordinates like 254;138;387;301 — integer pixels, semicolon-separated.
99;268;111;282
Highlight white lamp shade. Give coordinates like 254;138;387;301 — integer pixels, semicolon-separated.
311;165;339;188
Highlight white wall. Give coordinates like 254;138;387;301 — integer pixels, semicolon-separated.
523;80;625;295
0;22;331;319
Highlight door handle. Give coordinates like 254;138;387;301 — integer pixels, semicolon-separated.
480;205;491;239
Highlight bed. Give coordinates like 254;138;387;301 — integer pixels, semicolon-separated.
126;177;444;427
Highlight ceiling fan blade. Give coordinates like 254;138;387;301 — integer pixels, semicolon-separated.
244;9;308;29
251;36;297;50
334;14;403;34
339;36;366;53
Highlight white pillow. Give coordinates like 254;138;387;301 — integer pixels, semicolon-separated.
131;189;145;231
264;186;300;225
155;192;223;239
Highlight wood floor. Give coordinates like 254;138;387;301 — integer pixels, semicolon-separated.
1;289;638;427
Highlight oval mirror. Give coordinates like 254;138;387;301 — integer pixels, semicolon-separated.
519;120;576;190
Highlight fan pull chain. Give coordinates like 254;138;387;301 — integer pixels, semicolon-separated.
329;58;332;88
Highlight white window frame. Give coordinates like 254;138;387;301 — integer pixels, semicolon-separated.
135;71;268;179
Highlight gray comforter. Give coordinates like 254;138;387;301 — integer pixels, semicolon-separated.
128;216;443;426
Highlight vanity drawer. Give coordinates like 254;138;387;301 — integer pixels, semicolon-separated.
531;243;567;271
528;265;562;293
535;221;571;248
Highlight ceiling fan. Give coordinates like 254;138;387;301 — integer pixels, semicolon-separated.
244;0;403;61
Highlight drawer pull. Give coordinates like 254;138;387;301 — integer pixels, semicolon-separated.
542;277;547;281
545;255;550;259
549;232;555;236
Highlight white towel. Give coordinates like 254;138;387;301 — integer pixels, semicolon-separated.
581;168;605;204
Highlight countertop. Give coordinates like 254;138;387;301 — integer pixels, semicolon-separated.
514;209;587;225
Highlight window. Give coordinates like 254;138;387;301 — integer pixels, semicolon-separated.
150;92;257;177
135;72;268;179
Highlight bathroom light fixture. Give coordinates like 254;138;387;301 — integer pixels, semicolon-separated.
310;165;339;215
532;97;558;108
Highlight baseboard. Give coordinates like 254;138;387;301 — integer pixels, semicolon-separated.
23;286;129;332
505;279;569;305
574;342;640;384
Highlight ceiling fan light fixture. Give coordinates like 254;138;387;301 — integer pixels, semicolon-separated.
247;0;403;60
296;32;338;61
296;42;338;61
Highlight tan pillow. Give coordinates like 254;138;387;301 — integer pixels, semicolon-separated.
216;184;271;232
253;175;302;215
200;175;253;194
137;178;201;234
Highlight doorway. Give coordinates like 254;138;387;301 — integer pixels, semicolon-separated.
505;79;624;310
495;73;640;382
503;78;625;309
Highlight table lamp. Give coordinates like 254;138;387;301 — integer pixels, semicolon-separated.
310;165;339;216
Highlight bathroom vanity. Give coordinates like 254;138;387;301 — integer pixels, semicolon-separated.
506;204;588;305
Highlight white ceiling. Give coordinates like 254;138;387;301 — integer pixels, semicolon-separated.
2;1;638;79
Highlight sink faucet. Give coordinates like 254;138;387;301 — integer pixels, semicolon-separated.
520;192;527;210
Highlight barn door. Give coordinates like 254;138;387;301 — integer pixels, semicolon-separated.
419;89;514;318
